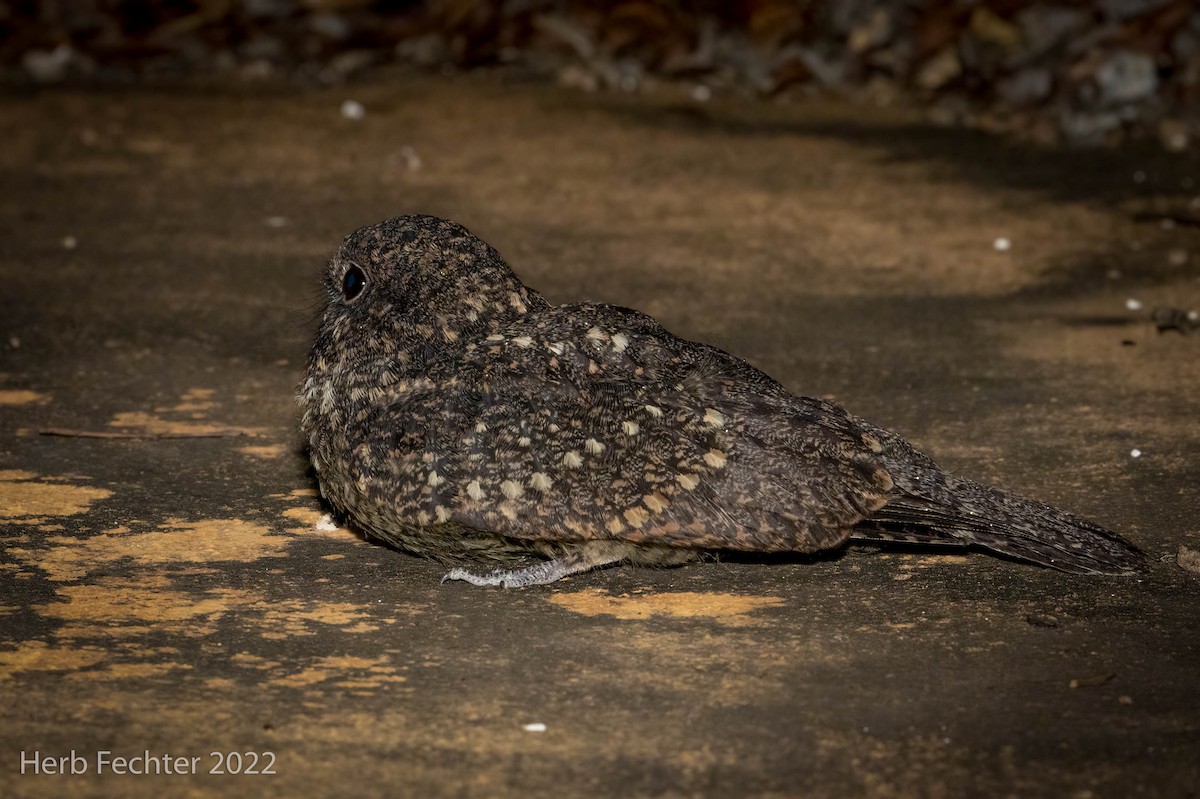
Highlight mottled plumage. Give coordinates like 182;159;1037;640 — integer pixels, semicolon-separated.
299;215;1143;587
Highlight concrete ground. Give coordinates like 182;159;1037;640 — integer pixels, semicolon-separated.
1;73;1198;798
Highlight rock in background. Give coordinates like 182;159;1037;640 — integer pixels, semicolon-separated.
3;0;1198;148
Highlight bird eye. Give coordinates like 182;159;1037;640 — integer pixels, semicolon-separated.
342;265;366;301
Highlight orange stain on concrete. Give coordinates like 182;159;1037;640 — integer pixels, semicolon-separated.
272;655;406;689
53;576;253;630
0;640;108;681
549;589;786;625
108;410;261;437
68;661;194;681
237;444;287;459
25;518;289;582
0;389;47;405
0;473;111;518
282;505;354;539
254;599;378;639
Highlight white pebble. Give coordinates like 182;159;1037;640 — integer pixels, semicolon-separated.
992;237;1011;252
1125;298;1143;311
1130;449;1142;459
522;723;546;733
316;513;339;532
341;99;365;120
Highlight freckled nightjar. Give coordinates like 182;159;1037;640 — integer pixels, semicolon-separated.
299;215;1143;587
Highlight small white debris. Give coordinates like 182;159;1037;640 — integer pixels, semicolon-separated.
1125;298;1143;312
61;235;77;250
1106;269;1121;280
9;336;20;349
340;99;365;120
1133;170;1146;184
315;513;340;532
398;144;422;172
691;84;712;103
1130;448;1142;458
265;216;289;228
992;237;1011;252
522;723;546;733
1167;249;1188;266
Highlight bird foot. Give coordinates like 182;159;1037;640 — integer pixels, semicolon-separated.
442;558;573;588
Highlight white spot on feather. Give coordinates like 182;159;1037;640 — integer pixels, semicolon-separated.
585;438;605;454
530;472;553;492
563;451;583;468
466;480;486;500
622;420;639;436
611;332;630;352
500;480;524;500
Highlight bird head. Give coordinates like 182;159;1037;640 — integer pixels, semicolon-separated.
308;215;546;381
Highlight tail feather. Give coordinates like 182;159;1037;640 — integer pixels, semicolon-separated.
853;475;1144;576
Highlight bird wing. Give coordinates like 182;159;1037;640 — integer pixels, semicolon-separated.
365;304;897;555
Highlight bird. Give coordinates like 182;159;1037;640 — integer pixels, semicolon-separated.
298;214;1144;588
